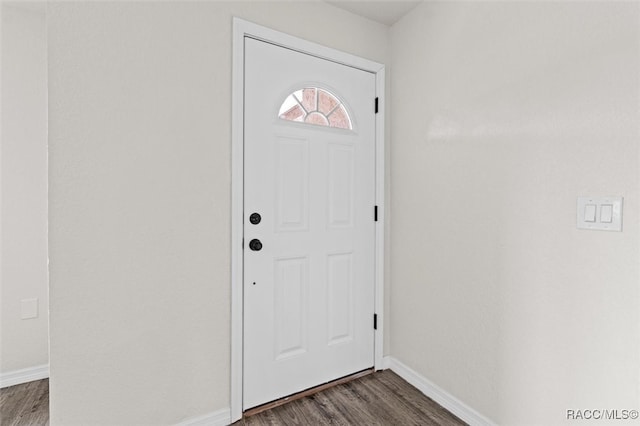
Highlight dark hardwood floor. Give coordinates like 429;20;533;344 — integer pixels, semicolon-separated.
0;379;49;426
0;371;465;425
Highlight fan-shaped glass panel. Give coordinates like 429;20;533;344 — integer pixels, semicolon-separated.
278;88;352;130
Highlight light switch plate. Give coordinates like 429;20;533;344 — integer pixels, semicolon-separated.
577;197;623;231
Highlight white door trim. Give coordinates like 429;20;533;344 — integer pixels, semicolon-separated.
231;18;385;423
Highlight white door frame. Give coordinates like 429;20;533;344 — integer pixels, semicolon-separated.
231;18;385;423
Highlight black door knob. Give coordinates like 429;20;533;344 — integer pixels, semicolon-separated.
249;213;261;225
249;239;262;251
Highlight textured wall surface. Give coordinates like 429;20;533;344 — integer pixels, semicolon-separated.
47;2;388;424
1;3;49;375
390;2;639;424
48;1;640;424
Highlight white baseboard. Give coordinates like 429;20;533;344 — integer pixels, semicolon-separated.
175;407;231;426
384;356;496;426
0;364;49;389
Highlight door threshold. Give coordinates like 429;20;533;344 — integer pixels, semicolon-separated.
243;368;374;418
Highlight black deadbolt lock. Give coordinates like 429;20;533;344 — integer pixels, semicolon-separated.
249;213;262;225
249;239;263;251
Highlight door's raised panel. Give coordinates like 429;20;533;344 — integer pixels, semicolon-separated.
327;144;354;228
276;138;309;232
274;256;308;360
327;252;354;346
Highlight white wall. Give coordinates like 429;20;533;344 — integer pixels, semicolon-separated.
47;1;388;424
390;2;639;425
0;2;49;377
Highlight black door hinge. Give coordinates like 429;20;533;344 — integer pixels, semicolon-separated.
374;205;378;222
373;314;378;330
375;97;379;114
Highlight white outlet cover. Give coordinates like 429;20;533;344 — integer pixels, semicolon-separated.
21;298;38;319
577;196;623;232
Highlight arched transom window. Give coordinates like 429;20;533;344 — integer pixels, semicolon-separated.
278;88;352;130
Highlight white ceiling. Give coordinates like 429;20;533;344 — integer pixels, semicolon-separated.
325;1;422;26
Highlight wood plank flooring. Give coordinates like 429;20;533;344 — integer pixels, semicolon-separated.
236;370;466;425
0;371;465;425
0;379;49;426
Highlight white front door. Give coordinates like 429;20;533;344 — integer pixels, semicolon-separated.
243;37;376;410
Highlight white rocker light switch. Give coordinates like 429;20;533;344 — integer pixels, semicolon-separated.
584;204;597;222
